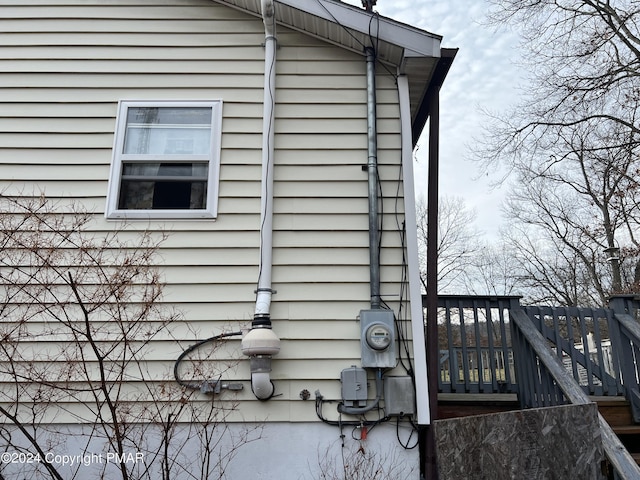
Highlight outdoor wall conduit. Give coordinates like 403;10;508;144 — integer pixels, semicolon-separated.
241;0;281;401
366;45;381;311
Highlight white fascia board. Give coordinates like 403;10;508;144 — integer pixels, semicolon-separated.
276;0;441;58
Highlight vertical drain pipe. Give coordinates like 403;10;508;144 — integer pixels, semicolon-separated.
241;0;281;400
365;45;381;310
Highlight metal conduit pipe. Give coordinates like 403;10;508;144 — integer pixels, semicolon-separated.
338;45;386;416
241;0;281;401
365;46;381;310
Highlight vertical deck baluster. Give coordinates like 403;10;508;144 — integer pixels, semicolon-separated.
458;303;472;392
485;301;499;392
552;307;564;360
498;300;513;389
592;309;611;395
577;308;595;393
472;299;485;392
444;298;457;393
564;308;581;385
605;309;625;395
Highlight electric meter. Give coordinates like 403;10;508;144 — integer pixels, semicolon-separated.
365;323;392;351
359;309;396;368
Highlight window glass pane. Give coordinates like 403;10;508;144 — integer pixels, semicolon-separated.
118;162;208;210
123;107;213;155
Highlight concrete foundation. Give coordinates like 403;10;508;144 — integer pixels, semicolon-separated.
0;422;419;480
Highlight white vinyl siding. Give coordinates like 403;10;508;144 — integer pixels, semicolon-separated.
0;0;412;423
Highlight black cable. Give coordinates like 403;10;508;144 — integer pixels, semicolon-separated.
394;153;416;381
368;10;380;55
367;10;399;81
396;222;416;380
396;416;419;450
315;391;390;427
314;0;366;50
174;331;243;390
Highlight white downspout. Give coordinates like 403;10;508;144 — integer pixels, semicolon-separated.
397;73;430;424
241;0;281;400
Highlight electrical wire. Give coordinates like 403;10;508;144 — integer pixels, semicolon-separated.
367;10;399;81
394;154;416;382
313;0;366;50
368;10;380;56
396;416;419;450
173;331;243;390
314;391;389;428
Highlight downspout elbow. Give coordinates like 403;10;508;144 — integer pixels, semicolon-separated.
261;0;276;38
241;328;280;400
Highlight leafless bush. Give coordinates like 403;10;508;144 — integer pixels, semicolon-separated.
0;194;253;480
310;441;417;480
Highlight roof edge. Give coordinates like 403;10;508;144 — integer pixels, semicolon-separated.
412;47;458;145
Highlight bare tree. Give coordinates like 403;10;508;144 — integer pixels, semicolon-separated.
461;242;523;297
0;194;253;480
482;0;640;155
416;195;483;294
473;1;640;304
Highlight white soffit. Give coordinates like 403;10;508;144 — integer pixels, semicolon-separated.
211;0;442;64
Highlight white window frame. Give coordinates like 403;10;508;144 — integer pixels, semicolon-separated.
106;100;222;220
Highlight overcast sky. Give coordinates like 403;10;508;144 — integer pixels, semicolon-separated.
342;0;523;241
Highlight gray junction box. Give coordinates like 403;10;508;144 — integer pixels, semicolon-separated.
384;376;416;417
341;366;368;407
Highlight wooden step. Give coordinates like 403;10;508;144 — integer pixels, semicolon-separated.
611;425;640;435
593;396;635;429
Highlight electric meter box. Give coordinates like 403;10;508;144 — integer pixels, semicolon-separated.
359;309;396;369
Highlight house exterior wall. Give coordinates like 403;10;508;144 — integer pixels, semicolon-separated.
0;0;419;476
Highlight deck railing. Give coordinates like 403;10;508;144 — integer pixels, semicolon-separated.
608;296;640;422
522;305;625;397
511;308;640;480
433;295;521;394
433;295;640;405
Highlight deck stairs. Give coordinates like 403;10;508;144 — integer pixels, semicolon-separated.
598;397;640;467
432;294;640;477
437;394;640;466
